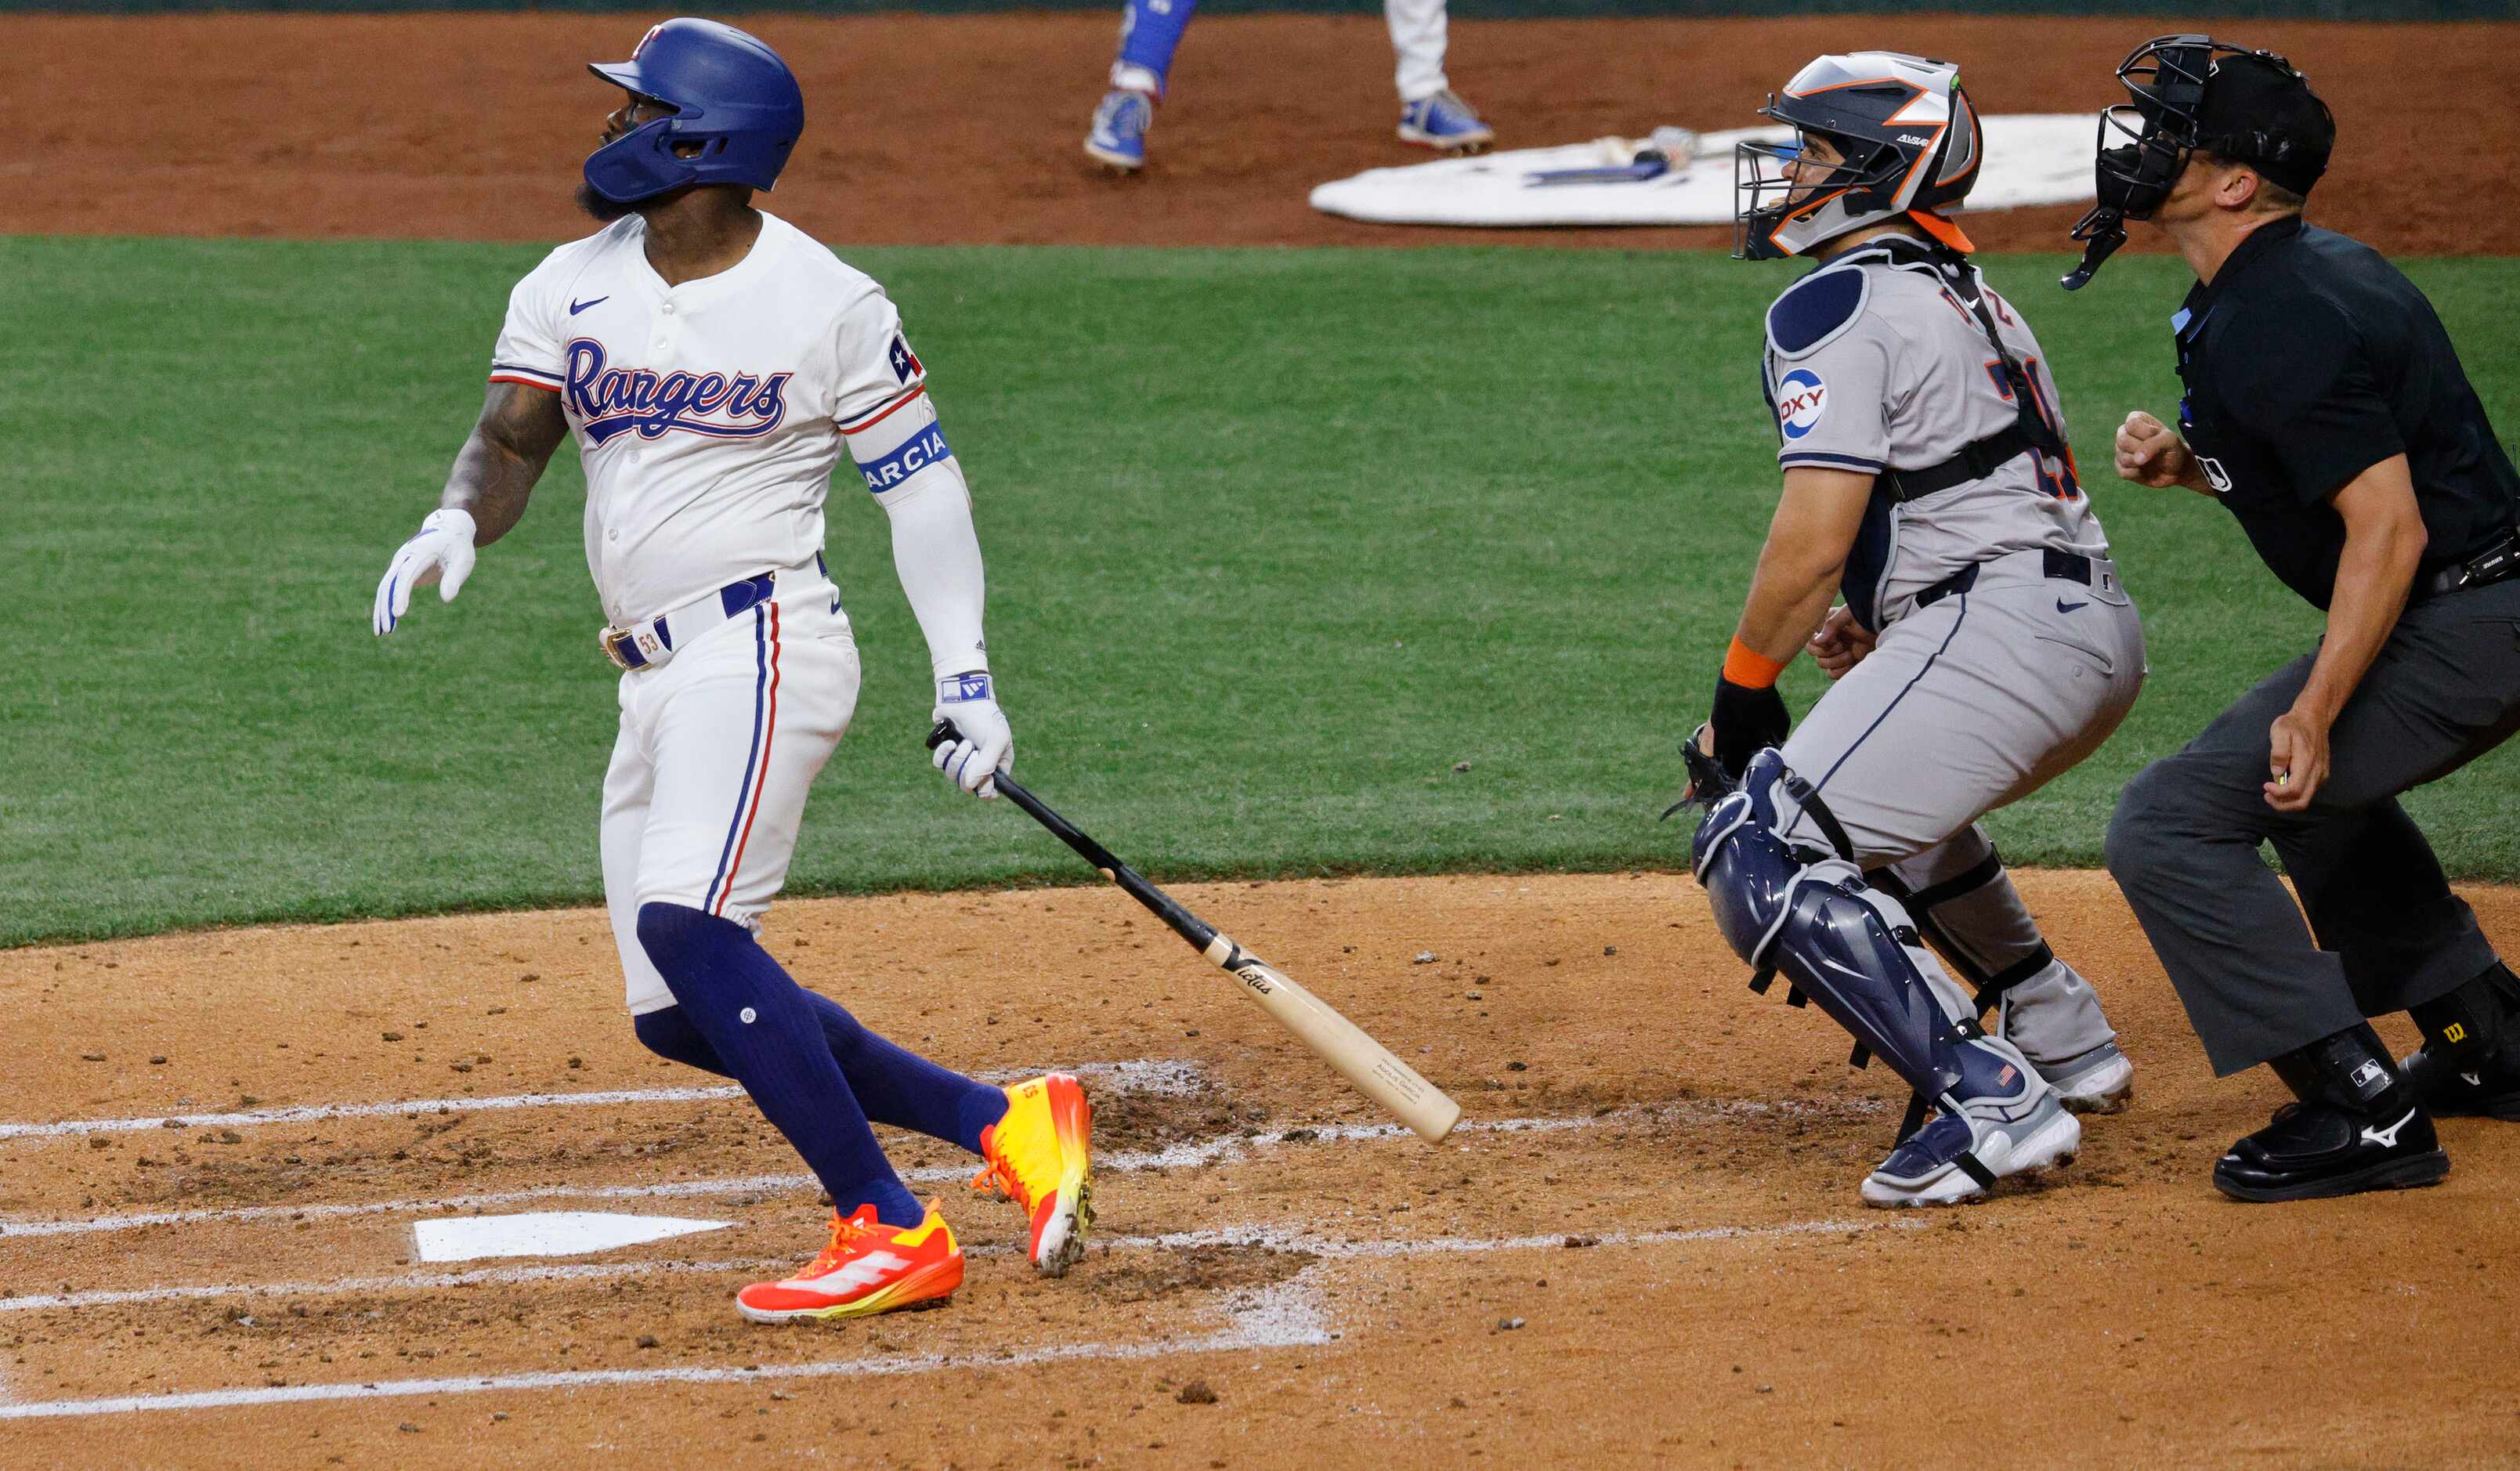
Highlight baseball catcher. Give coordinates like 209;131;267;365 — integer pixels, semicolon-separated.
1679;53;2147;1206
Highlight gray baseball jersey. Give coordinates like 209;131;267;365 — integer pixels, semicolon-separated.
1755;237;2148;1075
1763;239;2110;631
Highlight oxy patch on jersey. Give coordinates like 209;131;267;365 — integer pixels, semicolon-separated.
856;421;953;493
1776;369;1828;441
564;338;794;447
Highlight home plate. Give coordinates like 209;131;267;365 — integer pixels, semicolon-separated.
412;1212;735;1263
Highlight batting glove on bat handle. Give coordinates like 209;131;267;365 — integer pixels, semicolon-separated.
927;676;1014;800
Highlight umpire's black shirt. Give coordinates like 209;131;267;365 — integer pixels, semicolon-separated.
2172;215;2520;609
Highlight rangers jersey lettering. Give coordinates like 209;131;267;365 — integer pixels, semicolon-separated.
490;211;957;626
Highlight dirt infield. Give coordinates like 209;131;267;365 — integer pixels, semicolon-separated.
6;872;2519;1465
5;13;2515;254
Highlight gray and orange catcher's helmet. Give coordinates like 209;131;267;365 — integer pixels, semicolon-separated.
1735;52;1983;261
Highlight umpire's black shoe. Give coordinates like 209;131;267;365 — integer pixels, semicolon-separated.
2215;1021;2450;1203
2403;962;2520;1120
2212;1100;2449;1202
2401;1043;2520;1120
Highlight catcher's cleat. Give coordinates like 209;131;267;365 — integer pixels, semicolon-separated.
973;1072;1095;1276
2034;1038;2135;1115
736;1201;963;1323
1860;1098;2082;1207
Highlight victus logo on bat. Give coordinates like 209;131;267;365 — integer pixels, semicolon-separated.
1776;368;1828;441
564;338;793;447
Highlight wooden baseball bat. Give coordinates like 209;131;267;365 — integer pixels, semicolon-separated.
928;721;1461;1142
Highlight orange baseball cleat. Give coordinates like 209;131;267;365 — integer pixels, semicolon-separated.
735;1201;963;1324
972;1072;1095;1276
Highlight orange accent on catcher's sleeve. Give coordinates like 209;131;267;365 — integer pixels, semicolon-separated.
1723;638;1787;689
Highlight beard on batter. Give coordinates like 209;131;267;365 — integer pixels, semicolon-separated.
575;180;638;223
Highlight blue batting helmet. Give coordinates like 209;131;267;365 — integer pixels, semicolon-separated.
583;18;806;205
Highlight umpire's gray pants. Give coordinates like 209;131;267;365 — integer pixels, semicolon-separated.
2106;577;2520;1075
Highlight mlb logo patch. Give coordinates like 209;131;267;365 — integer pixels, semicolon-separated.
1776;368;1828;441
888;334;924;385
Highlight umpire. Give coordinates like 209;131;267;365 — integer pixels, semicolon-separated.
2070;37;2520;1202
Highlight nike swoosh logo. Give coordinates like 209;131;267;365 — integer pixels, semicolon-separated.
569;296;609;315
2056;599;2088;613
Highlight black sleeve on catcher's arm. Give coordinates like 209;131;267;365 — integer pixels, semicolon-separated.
1709;674;1790;779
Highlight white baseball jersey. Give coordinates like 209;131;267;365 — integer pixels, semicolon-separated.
489;211;957;629
484;212;976;1015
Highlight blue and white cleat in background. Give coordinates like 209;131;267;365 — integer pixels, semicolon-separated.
1086;89;1153;172
1397;89;1495;154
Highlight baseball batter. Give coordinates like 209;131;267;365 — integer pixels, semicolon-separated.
1681;53;2147;1206
369;18;1092;1322
1082;0;1492;170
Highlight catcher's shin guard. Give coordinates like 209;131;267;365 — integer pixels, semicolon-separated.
1691;751;2023;1187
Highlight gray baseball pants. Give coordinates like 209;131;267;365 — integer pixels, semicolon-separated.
1781;550;2149;1061
2105;577;2520;1075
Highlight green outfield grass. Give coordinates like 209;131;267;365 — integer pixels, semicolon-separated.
4;237;2516;946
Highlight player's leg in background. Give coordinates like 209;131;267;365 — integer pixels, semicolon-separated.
1870;828;2132;1113
1086;0;1199;169
1389;0;1493;152
601;702;674;1023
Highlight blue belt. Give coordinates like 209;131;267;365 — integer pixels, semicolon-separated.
601;571;777;673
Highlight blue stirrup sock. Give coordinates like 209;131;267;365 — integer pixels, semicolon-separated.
1113;0;1200;96
635;902;931;1228
634;996;1008;1155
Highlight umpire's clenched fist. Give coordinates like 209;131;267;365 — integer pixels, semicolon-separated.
2114;411;2210;493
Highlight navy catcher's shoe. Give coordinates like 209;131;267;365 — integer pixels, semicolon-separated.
1862;1034;2081;1208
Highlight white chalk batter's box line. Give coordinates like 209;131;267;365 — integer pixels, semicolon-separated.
0;1059;1210;1143
0;1215;1913;1317
0;1216;1919;1420
0;1095;1881;1241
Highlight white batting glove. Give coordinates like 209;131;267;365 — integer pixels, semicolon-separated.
372;508;478;636
931;672;1013;800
